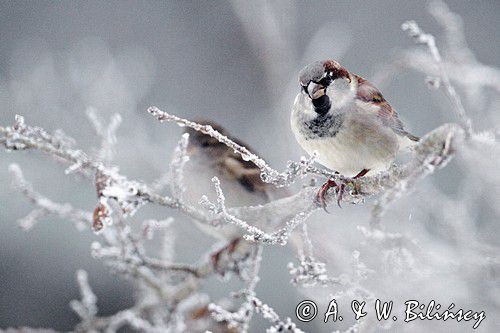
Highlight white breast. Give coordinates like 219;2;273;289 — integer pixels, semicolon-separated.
291;92;400;177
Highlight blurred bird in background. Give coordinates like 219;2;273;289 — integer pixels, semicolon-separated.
183;121;288;265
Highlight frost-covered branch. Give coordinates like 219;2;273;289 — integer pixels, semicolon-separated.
86;107;122;164
402;20;472;137
3;111;466;237
9;163;91;230
6;165;251;331
208;245;263;333
248;295;304;333
201;176;317;245
169;133;190;202
148;106;320;188
147;107;469;216
210;294;305;333
70;270;98;325
287;224;341;287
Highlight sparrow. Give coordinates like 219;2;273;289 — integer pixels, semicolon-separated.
183;121;287;262
290;60;419;208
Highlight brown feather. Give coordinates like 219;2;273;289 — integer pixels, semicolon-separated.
185;120;289;200
354;75;419;141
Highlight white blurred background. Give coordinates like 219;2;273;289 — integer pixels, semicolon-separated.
0;1;499;331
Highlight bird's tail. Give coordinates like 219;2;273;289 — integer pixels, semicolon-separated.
399;132;420;152
406;133;420;142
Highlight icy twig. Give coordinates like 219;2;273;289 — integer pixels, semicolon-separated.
209;293;304;333
0;115;213;230
169;133;190;202
287;224;340;287
201;177;316;245
402;20;472;136
9;163;91;230
86;108;122;164
209;245;263;333
199;177;276;243
70;270;98;322
288;255;340;288
248;295;304;333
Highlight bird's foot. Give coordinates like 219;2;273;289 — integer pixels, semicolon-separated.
315;179;346;212
315;169;369;211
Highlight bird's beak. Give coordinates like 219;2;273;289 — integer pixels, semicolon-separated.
307;82;326;100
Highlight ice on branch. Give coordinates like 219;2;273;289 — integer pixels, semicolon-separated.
169;133;190;202
199;176;277;243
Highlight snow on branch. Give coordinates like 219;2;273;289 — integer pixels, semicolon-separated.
199;176;276;242
209;295;305;333
6;166;254;331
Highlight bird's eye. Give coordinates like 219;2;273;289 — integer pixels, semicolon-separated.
201;141;210;148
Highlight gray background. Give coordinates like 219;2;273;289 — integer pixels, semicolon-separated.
0;1;499;332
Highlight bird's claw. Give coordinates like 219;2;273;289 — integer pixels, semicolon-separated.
315;179;346;212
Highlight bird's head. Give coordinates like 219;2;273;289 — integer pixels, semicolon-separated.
298;60;350;115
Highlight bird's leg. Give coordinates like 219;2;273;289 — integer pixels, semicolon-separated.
353;168;369;179
316;179;344;211
210;237;241;273
315;169;370;211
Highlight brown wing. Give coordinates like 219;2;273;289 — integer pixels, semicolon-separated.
220;138;289;201
187;119;289;200
355;75;419;141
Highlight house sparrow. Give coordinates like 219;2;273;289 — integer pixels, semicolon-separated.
183;121;287;261
291;60;419;208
